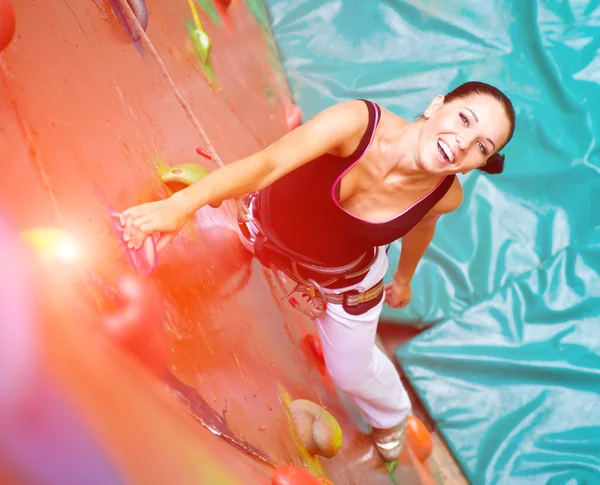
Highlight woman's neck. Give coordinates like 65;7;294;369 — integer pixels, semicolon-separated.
380;118;430;180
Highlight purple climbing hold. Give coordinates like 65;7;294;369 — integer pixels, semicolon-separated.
108;0;148;44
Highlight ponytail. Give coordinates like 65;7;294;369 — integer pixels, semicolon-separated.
478;153;504;174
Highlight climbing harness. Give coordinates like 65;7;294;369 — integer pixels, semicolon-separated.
238;194;385;318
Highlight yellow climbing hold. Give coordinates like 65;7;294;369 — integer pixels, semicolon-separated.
20;228;82;264
157;163;209;191
289;399;342;459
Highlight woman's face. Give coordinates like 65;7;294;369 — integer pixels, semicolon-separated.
417;94;511;175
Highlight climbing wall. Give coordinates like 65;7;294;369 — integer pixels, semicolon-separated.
0;1;440;484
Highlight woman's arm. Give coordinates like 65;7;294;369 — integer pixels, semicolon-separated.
384;178;463;308
392;215;438;287
122;101;367;249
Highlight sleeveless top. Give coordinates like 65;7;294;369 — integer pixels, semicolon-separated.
257;100;455;267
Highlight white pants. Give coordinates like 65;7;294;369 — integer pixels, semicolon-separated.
315;246;411;429
238;208;411;430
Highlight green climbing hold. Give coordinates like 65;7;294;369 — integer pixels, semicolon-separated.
386;460;398;479
191;29;212;64
184;19;219;88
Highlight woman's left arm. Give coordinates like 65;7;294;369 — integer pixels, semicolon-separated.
384;178;463;308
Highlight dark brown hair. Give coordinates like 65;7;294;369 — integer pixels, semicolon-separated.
444;81;515;174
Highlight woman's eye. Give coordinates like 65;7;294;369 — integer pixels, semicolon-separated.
459;113;469;126
478;141;487;155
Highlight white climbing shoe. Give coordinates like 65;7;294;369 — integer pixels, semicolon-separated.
370;417;408;462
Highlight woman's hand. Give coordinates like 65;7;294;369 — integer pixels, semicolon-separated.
121;193;192;252
384;280;412;309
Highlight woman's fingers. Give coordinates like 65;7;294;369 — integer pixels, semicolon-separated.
120;199;180;251
155;232;175;252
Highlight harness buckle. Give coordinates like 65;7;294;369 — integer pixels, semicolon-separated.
304;278;327;318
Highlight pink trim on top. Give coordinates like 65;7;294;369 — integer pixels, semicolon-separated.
330;101;448;225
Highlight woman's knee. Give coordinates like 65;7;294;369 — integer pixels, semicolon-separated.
326;359;374;394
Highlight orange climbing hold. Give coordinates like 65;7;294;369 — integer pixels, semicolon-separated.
405;415;434;462
272;466;322;485
0;0;15;53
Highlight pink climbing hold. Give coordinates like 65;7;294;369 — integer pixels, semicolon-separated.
108;211;157;276
101;274;166;376
0;0;16;53
272;466;322;485
285;103;302;131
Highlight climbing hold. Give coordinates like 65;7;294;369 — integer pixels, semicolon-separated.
157;163;221;207
101;274;166;376
405;415;433;462
289;399;342;458
303;334;324;365
191;29;212;64
20;228;81;264
385;460;398;475
214;0;232;9
316;479;334;485
108;0;148;42
0;0;15;53
124;0;149;32
157;163;210;191
108;211;157;276
196;147;213;160
272;466;321;485
285;103;302;131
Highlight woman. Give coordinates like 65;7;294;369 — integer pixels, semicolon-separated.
121;81;516;464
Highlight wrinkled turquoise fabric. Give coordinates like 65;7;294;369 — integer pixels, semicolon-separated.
264;0;600;483
397;226;600;484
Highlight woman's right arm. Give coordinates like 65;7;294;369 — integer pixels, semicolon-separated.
122;100;367;250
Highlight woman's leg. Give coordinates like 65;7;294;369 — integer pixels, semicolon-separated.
314;298;411;430
314;248;411;460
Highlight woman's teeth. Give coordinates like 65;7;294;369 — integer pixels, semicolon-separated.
438;139;455;163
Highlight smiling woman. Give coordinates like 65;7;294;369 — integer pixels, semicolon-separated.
120;80;515;465
427;81;515;175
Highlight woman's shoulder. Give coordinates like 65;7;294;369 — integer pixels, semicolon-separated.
432;176;463;215
316;100;373;156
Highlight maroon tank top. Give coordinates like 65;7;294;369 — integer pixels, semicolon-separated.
257;100;455;267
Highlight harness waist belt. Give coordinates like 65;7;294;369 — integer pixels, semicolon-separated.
323;279;384;306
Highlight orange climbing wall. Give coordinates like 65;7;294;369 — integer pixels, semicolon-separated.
0;1;440;484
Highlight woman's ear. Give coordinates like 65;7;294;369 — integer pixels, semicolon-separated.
423;95;445;119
